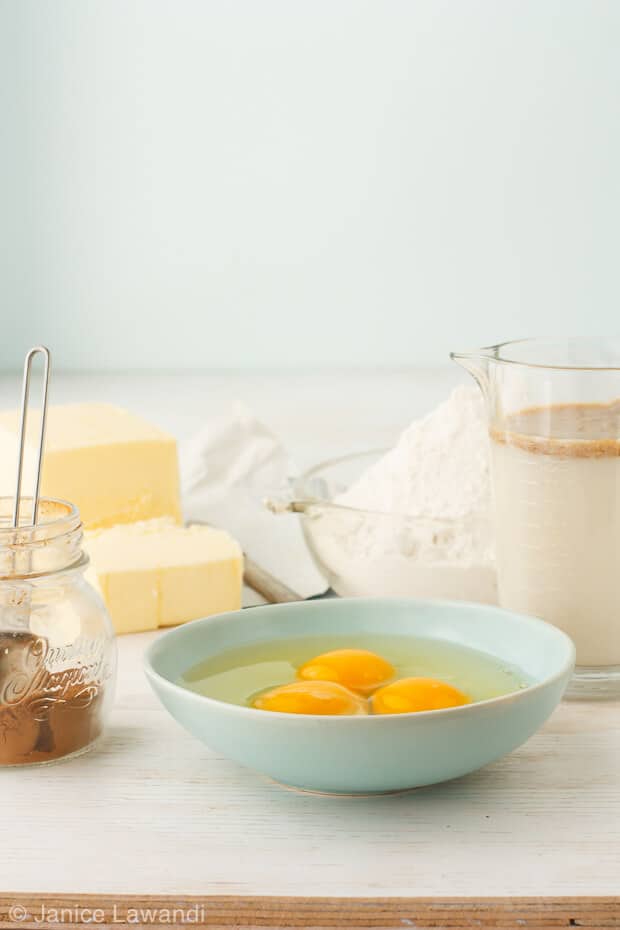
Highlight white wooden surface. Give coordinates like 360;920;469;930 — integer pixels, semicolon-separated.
1;370;619;896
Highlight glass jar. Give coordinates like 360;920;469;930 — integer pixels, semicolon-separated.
0;497;116;765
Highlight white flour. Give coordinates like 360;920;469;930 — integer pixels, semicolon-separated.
307;386;497;603
339;385;492;544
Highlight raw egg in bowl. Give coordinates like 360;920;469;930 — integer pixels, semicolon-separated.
144;598;574;794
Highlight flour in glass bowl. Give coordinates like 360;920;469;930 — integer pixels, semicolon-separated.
309;386;497;603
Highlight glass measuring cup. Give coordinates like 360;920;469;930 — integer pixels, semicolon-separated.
452;338;620;699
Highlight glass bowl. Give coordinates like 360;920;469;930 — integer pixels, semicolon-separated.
292;450;497;603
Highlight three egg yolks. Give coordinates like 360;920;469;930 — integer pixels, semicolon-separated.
251;649;471;716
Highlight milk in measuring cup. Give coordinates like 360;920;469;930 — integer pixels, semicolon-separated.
491;400;620;667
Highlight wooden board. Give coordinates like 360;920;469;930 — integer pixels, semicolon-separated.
0;896;618;929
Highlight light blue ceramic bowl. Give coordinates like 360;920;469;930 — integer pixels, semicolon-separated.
144;598;575;794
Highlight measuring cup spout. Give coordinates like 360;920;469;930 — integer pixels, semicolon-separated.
450;347;492;402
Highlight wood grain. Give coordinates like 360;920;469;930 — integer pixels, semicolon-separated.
0;896;618;930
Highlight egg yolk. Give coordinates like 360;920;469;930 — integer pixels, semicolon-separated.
252;680;368;715
297;649;395;695
371;677;470;714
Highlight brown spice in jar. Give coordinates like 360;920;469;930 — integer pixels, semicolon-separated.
0;631;103;765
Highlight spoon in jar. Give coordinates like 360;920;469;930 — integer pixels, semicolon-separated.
6;346;51;625
12;345;51;530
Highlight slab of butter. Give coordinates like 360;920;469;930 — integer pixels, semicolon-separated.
85;518;243;634
0;403;182;529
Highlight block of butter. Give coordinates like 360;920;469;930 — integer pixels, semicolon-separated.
85;518;243;634
0;403;182;529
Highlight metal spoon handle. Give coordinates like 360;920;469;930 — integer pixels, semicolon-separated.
243;555;303;604
12;346;51;528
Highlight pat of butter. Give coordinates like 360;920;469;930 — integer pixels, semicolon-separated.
85;518;243;634
0;404;182;529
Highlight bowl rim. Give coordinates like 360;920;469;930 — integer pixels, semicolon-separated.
143;597;576;724
293;448;486;526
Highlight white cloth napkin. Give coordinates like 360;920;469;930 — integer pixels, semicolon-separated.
179;403;327;604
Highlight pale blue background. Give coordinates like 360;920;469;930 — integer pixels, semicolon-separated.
1;0;619;370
